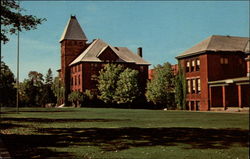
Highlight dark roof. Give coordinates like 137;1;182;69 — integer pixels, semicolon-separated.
59;16;88;42
70;39;150;66
176;35;249;59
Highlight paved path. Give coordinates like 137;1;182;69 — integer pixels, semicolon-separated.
0;137;11;159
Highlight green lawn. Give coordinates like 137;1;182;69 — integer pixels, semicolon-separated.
0;107;249;159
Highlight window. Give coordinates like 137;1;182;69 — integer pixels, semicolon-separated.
71;77;73;86
187;80;191;93
140;66;144;72
91;74;98;81
196;59;200;71
75;76;77;85
91;63;98;68
78;75;80;85
224;58;228;64
192;79;196;94
190;101;195;110
186;61;190;72
197;79;201;93
196;101;200;111
220;57;228;64
191;60;195;72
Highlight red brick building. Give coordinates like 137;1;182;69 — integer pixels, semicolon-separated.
176;35;250;111
58;16;150;104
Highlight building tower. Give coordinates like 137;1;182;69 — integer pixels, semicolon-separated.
59;15;88;105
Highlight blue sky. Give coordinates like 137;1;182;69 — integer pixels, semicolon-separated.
2;1;249;81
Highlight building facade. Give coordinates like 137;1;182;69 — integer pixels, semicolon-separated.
176;35;250;111
58;16;150;104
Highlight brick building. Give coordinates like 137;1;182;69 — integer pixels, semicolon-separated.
58;16;150;104
176;35;250;111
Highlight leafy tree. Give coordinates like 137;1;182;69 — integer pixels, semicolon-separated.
19;71;44;106
97;64;123;104
68;91;84;107
84;89;94;101
146;62;175;109
51;77;65;105
0;60;16;107
28;71;44;87
18;79;33;106
1;0;46;44
175;63;186;110
114;68;140;104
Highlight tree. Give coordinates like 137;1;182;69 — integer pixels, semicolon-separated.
45;68;53;85
1;0;46;44
19;79;33;106
68;91;84;107
0;60;16;107
175;63;186;110
97;64;123;104
114;68;140;105
146;62;175;109
41;69;56;106
51;77;65;105
19;71;44;106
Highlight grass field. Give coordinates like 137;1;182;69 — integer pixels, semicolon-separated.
0;107;249;159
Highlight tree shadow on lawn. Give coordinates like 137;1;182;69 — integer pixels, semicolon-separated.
2;117;130;123
2;127;248;158
0;110;78;114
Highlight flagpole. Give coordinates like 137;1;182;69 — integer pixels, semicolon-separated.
16;0;20;113
0;19;2;119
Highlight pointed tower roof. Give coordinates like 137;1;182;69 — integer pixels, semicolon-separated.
59;16;88;42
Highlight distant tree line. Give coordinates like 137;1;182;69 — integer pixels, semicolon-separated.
0;60;57;107
1;61;186;109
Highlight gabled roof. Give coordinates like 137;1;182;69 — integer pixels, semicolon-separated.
176;35;249;59
59;16;88;42
69;39;150;66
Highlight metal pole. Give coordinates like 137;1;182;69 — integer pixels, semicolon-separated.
0;16;2;120
16;0;20;113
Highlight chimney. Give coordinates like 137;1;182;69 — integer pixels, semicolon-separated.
137;47;142;57
246;55;250;77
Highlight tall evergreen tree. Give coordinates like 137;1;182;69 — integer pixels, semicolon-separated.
41;69;56;106
45;68;53;84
